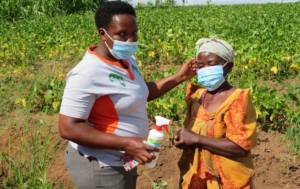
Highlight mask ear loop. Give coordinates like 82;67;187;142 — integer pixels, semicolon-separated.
101;28;114;41
100;28;115;52
223;61;231;79
222;61;229;68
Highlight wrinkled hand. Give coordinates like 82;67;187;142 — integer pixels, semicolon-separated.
176;58;197;81
123;137;158;164
173;128;200;149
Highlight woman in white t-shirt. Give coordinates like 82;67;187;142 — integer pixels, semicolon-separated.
58;1;195;189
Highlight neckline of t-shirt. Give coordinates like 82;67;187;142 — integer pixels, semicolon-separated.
87;45;134;80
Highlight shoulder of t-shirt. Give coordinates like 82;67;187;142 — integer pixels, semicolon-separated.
68;51;109;78
128;56;138;66
128;56;142;74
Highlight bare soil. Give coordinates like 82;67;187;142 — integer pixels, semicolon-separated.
136;131;300;189
1;112;300;189
48;127;300;189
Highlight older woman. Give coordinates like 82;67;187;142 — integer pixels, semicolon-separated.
174;38;257;189
58;1;194;189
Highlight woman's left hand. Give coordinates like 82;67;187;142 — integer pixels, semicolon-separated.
173;128;201;149
175;58;197;81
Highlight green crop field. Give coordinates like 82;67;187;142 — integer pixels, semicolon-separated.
1;1;300;188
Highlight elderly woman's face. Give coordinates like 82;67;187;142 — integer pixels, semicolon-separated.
196;52;227;69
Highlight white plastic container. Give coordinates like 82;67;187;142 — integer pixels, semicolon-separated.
123;116;172;171
144;116;171;168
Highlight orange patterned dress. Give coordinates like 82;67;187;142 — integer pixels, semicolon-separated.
179;83;257;189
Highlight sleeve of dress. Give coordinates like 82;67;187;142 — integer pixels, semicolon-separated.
224;89;257;151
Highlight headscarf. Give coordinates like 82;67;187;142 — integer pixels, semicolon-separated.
195;38;234;63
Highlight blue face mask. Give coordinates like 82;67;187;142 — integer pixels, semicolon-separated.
103;29;138;60
196;64;227;91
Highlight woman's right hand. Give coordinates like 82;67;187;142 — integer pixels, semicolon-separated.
175;58;197;82
123;137;158;164
173;128;201;149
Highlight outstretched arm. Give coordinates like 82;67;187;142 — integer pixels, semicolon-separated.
146;59;196;101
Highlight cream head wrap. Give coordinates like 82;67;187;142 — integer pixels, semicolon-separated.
195;38;234;63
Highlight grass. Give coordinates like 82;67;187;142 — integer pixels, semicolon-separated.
0;0;103;22
152;180;168;189
0;110;57;188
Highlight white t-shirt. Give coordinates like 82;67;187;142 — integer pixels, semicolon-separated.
60;46;149;167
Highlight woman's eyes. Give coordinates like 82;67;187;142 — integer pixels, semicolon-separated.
196;62;205;68
119;32;126;37
197;61;219;68
209;62;218;66
118;32;138;38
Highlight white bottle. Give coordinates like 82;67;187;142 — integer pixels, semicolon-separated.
144;116;171;168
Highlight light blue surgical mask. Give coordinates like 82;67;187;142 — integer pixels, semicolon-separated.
103;29;138;60
196;63;228;91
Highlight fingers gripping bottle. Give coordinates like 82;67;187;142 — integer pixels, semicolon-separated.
123;116;172;171
144;116;171;168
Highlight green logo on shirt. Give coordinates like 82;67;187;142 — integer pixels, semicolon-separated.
109;73;126;87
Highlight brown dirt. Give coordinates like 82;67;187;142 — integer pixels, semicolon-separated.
1;112;300;189
47;129;300;189
251;131;300;189
47;140;74;189
138;131;300;189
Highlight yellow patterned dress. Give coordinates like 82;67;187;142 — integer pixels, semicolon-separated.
179;83;257;189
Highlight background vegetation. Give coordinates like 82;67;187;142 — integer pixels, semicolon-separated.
1;1;300;188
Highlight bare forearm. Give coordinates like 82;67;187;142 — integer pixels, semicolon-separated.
147;73;184;101
59;116;128;150
197;136;248;158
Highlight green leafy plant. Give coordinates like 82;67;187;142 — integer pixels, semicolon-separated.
0;0;104;21
1;3;300;187
152;180;168;189
251;84;288;132
146;67;186;121
26;78;64;114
